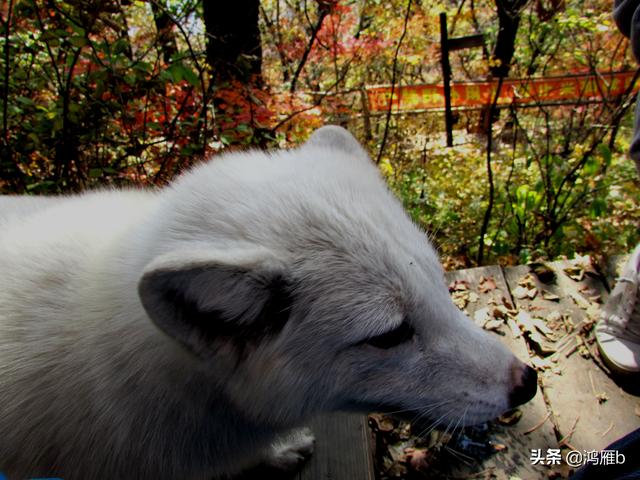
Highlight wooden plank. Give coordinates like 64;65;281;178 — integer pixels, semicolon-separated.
503;260;640;452
297;414;374;480
448;33;485;51
439;12;454;147
440;266;556;480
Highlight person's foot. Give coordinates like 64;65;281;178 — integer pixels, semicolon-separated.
595;245;640;375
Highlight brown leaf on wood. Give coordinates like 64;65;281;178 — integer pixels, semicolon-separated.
514;285;538;300
501;296;517;312
564;265;585;282
484;318;505;333
492;306;510;320
518;273;538;288
478;275;498;293
497;408;523;426
516;311;556;356
474;307;490;328
387;442;412;471
449;279;470;292
405;447;432;472
490;442;508;452
369;413;396;432
452;290;470;310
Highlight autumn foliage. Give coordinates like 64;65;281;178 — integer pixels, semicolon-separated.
0;0;638;264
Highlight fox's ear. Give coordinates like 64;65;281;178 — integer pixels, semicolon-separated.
305;125;370;161
138;248;292;359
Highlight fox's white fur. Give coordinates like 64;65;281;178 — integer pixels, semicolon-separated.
0;127;535;479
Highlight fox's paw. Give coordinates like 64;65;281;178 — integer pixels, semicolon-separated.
265;427;315;471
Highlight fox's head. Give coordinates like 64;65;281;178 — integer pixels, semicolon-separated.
138;126;537;429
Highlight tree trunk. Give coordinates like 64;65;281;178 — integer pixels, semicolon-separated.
201;0;262;84
491;0;528;78
479;0;529;131
150;0;178;64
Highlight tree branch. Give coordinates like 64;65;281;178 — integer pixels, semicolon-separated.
290;0;332;93
375;0;412;164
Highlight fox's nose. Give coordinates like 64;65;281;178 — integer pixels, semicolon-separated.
509;364;538;407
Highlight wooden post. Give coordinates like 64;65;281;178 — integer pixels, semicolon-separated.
439;12;453;147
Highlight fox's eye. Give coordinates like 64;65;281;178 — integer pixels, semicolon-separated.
360;322;415;349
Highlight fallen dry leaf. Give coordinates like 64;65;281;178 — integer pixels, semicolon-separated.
564;265;585;282
573;254;599;276
387;441;412;467
502;297;516;311
532;356;552;370
369;413;396;432
497;408;523;426
449;279;469;292
478;276;498;293
531;316;557;340
474;307;490;328
513;285;538;300
542;290;560;301
484;318;505;332
516;311;556;356
491;442;508;452
452;290;470;310
518;273;537;289
507;318;522;339
405;447;432;472
575;336;590;358
492;305;511;320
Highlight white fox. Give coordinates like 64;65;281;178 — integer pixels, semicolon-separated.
0;126;536;479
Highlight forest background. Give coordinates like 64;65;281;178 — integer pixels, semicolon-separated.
0;0;638;267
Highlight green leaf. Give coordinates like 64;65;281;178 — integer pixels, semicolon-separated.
167;63;199;86
68;36;88;48
582;156;599;176
597;143;612;168
181;66;199;87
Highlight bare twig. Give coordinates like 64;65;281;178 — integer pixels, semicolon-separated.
601;421;614;438
524;411;552;435
477;75;505;265
1;0;13;145
290;1;332;93
375;0;412;164
558;415;580;447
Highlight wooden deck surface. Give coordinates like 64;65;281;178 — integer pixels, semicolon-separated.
416;256;639;479
298;414;375;480
252;257;640;479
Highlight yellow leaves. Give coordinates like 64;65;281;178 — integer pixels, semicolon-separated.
488;56;503;68
379;157;394;177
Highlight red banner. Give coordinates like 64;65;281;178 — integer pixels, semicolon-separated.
366;71;638;112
